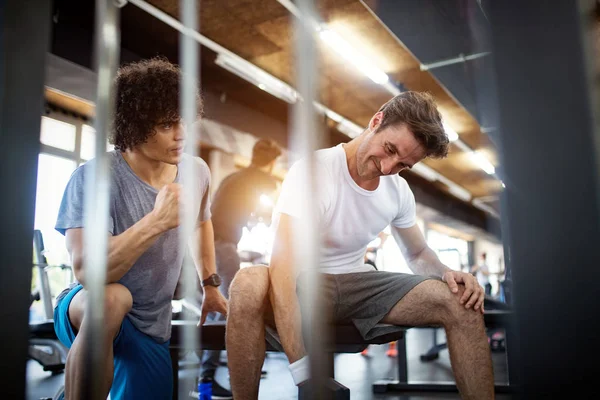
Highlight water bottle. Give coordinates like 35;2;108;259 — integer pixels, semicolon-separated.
198;376;213;400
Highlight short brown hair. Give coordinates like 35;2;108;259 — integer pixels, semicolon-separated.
111;57;203;151
375;91;448;159
251;139;282;167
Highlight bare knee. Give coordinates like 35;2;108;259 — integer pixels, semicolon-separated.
229;265;270;316
104;283;132;332
442;284;484;329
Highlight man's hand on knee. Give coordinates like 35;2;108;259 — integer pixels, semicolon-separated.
442;271;485;314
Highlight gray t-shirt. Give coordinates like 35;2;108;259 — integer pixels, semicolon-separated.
55;151;211;342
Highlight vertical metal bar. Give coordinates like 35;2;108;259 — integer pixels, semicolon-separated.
178;0;201;374
292;0;327;396
488;0;600;398
82;1;120;399
397;337;408;383
0;0;52;397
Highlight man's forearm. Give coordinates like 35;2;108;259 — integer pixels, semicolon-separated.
192;221;217;282
105;213;165;283
269;267;306;363
408;247;452;278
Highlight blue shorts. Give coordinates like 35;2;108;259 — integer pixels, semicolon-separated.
54;284;173;400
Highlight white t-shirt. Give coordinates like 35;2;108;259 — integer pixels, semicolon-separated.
476;263;490;286
272;144;416;274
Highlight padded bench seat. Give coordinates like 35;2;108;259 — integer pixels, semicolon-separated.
170;319;404;352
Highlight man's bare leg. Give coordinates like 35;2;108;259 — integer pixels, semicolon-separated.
381;279;494;400
226;266;271;400
64;283;133;400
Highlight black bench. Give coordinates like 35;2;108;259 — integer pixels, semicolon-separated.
170;320;405;399
170;308;514;399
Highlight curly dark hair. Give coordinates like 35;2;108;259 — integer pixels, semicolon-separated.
375;91;449;159
111;57;203;151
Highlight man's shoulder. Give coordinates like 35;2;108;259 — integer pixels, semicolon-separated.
290;145;340;172
181;154;210;176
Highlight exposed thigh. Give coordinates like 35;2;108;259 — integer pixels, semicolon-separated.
380;279;452;326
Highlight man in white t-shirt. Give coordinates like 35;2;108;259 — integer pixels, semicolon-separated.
226;92;494;400
472;252;494;296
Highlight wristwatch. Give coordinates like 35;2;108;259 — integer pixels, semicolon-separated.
201;273;222;288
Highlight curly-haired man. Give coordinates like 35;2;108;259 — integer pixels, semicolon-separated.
53;57;227;400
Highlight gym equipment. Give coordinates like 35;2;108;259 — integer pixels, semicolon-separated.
170;320;404;400
29;230;69;374
171;303;514;399
373;306;513;394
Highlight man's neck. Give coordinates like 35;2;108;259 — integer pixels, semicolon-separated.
122;150;178;189
342;136;380;191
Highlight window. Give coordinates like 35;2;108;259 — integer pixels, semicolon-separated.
427;229;469;271
80;124;114;161
32;112;111;308
34;153;77;267
40;116;76;152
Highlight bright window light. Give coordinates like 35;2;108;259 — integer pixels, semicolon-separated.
259;194;274;208
318;28;389;84
80;124;115;161
40;117;76;152
470;151;495;175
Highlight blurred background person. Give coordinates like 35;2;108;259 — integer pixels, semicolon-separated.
199;139;282;396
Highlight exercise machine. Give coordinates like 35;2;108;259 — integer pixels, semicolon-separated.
29;230;69;374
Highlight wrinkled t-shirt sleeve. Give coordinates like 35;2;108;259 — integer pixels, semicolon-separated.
196;158;212;223
391;178;417;229
55;164;115;236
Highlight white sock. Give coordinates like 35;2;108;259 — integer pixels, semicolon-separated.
288;356;310;385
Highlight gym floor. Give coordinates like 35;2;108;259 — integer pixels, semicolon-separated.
27;328;510;399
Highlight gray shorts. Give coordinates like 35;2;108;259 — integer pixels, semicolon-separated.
268;270;431;343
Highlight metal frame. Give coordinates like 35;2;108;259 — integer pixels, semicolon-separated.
373;311;515;395
0;0;52;398
488;1;600;397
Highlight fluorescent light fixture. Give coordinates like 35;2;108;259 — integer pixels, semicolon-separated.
336;119;364;138
443;122;459;142
318;28;389;84
436;174;472;202
472;198;500;218
447;184;472;202
469;151;495;175
325;109;344;123
411;163;439;182
215;53;299;104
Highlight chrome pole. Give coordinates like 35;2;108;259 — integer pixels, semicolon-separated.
292;0;328;396
83;1;121;398
178;0;201;380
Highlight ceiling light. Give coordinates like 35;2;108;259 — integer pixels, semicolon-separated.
336;119;364;138
447;184;472;202
318;28;389;84
443;122;459;142
469;151;495;175
215;54;299;104
325;109;344;123
411;163;439;182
